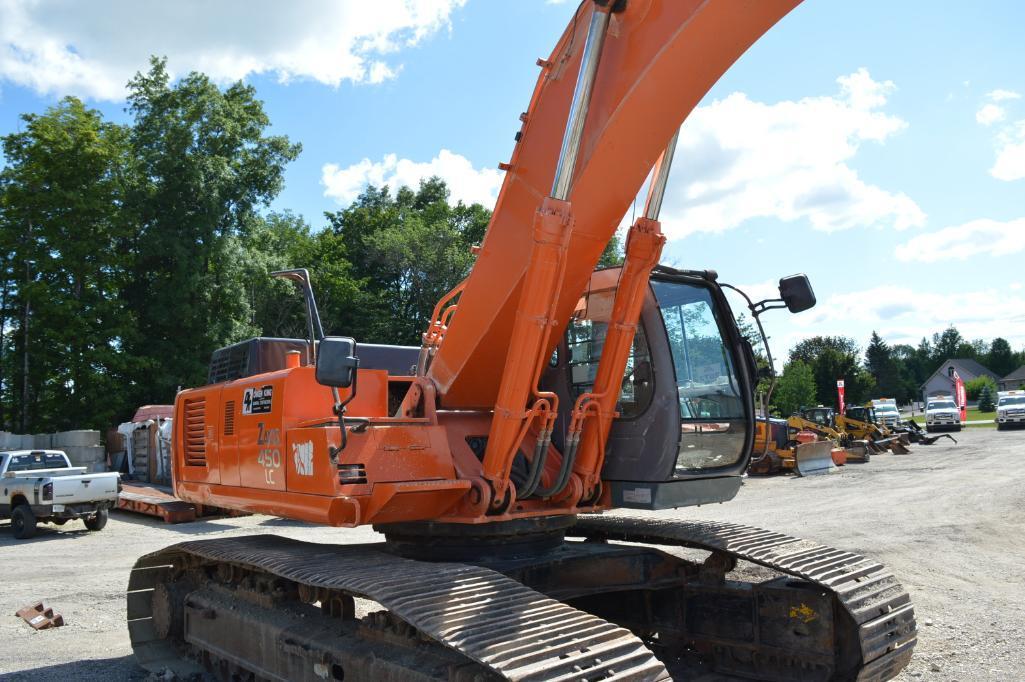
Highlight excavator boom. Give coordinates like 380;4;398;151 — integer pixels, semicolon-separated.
429;0;801;408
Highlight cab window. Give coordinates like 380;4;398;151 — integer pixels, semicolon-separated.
567;288;654;419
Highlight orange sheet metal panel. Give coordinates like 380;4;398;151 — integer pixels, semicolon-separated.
429;0;802;408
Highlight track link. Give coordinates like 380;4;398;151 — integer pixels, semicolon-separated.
128;535;669;681
570;515;917;682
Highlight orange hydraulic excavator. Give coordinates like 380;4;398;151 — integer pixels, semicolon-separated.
128;2;917;680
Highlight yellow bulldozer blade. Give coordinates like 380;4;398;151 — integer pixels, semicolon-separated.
793;441;838;476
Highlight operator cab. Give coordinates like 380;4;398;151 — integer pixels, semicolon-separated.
547;266;814;510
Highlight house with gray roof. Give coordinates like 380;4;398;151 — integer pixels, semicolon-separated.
999;365;1025;391
919;358;999;402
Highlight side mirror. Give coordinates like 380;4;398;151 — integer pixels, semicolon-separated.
778;274;816;314
316;337;359;388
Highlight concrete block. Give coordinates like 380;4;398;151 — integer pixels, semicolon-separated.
33;433;53;449
17;434;34;449
0;432;16;448
63;445;107;466
53;430;101;448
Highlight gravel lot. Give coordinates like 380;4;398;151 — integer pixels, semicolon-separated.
1;428;1022;681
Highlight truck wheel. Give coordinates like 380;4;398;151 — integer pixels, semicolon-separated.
85;508;108;531
11;505;37;539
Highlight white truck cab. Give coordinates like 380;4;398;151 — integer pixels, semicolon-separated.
925;395;961;432
869;398;901;428
1;449;120;539
996;390;1025;430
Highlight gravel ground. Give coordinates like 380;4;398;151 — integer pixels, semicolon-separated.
1;428;1022;681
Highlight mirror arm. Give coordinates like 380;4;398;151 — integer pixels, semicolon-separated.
720;282;780;463
329;367;359;461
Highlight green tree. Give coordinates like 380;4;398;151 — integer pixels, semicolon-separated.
985;338;1017;377
324;179;490;345
122;57;301;406
965;375;998;401
0;97;134;431
865;331;905;401
789;336;873;406
978;384;995;412
771;360;817;417
931;326;964;369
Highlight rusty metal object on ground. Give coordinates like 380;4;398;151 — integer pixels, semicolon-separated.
16;602;64;630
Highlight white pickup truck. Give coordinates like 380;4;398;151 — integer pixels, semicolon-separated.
1;449;120;539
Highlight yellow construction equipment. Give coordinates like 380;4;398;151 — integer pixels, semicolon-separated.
839;406;911;454
790;406;871;462
750;417;840;476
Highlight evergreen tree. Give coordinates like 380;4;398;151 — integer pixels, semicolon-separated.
865;331;903;400
978;385;995;412
986;338;1017;377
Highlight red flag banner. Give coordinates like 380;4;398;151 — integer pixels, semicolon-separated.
837;379;846;414
953;371;967;422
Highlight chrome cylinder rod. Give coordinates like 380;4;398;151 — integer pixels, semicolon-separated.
551;6;612;201
643;129;680;221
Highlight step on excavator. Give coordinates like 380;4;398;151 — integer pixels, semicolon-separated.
127;2;917;680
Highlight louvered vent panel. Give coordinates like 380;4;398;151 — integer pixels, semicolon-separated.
223;400;235;436
184;397;208;466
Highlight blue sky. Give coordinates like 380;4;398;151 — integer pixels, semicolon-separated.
2;0;1023;360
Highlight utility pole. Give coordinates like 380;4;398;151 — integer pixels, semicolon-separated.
20;259;30;433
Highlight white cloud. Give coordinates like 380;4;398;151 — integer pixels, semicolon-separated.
895;217;1025;263
322;149;503;207
976;103;1006;126
745;282;1025;362
990;121;1025;181
987;89;1021;102
0;0;466;100
976;89;1025;180
794;286;1025;350
659;68;925;238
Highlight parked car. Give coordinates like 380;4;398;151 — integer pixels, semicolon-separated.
925;396;961;432
1;449;120;539
996;390;1025;431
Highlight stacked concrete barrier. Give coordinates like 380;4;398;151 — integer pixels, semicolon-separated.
54;431;105;472
1;429;107;472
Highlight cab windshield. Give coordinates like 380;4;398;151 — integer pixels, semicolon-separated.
998;397;1025;406
929;401;957;410
651;279;746;473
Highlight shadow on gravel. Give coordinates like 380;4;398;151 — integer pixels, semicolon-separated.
0;520;95;545
110;510;241;535
2;655;145;682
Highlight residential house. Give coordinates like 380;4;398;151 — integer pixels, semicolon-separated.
998;366;1025;392
920;358;999;402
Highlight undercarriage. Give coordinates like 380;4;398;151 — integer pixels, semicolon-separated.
127;515;916;681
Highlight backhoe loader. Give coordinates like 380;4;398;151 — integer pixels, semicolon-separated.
126;2;916;680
